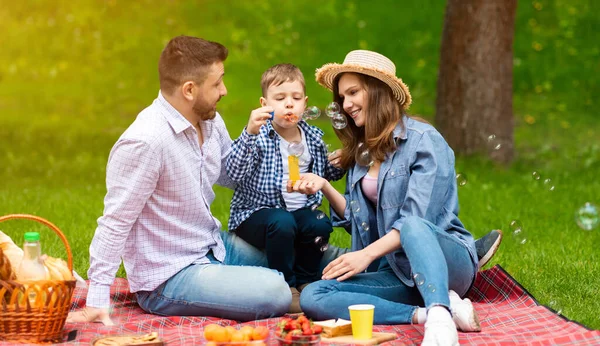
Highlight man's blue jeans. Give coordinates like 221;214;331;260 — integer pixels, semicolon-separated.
135;230;292;321
300;216;477;325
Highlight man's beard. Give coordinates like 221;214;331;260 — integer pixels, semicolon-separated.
192;98;218;120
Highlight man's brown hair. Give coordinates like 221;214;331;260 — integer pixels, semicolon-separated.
260;63;305;97
158;36;228;95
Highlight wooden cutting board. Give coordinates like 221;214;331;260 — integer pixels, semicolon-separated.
321;332;400;345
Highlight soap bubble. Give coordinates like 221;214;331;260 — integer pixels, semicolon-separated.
349;200;361;213
543;178;555;191
427;284;436;293
512;227;527;245
509;220;522;231
356;149;374;167
301;106;321;120
532;171;541;181
413;272;425;286
487;134;502;151
326;102;341;117
575;203;599;231
331;114;348;129
288;141;304;157
548;300;563;315
456;173;468;187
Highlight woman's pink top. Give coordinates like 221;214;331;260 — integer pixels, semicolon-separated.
361;173;378;204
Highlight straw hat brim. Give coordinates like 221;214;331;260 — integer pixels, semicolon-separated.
315;63;412;109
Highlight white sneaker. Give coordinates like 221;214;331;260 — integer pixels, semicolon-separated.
449;290;481;332
421;306;459;346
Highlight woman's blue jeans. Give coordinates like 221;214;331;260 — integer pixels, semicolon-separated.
300;216;477;325
135;230;292;321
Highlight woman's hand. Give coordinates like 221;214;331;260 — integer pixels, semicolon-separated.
287;173;327;195
322;250;374;281
328;149;342;168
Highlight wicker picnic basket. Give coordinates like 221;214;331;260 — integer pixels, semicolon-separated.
0;214;76;343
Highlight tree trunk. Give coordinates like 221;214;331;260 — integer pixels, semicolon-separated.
435;0;517;164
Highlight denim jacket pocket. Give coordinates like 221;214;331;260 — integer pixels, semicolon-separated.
380;165;408;210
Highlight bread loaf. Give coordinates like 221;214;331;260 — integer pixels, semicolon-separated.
0;231;24;275
44;256;73;280
0;248;16;280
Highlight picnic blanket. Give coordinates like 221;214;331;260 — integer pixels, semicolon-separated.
2;265;599;345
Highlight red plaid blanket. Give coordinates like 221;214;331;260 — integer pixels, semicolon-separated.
1;265;598;345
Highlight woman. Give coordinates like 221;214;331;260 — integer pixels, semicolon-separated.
290;50;480;346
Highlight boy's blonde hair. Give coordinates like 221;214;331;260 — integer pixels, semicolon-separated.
260;63;306;97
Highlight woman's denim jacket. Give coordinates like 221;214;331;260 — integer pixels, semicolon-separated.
330;116;478;287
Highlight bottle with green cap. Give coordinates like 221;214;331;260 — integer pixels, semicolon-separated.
17;232;49;304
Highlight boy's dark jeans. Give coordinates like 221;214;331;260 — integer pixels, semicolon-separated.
234;207;333;288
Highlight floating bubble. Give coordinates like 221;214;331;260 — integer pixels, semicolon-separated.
349;200;361;213
575;203;599;231
486;134;502;151
356;149;373;167
413;272;425;286
331;114;348;129
314;236;324;246
532;171;541;181
427;284;436;293
302;106;321;120
548;300;563;315
360;221;370;232
456;173;468;187
288;141;304;157
311;204;319;211
315;212;325;220
543;178;555;191
326;102;341;117
509;220;522;232
512;228;527;245
320;244;329;252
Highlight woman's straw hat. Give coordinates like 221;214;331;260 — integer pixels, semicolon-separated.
315;50;412;108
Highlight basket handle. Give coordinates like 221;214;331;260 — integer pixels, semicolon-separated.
0;214;73;271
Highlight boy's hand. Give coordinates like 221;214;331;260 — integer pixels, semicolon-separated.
247;106;274;135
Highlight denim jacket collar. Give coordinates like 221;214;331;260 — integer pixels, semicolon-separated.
348;116;409;189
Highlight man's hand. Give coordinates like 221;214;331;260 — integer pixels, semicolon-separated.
67;306;115;326
247;106;274;135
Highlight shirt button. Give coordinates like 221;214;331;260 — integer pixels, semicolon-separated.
351;183;355;189
390;171;395;177
361;222;370;231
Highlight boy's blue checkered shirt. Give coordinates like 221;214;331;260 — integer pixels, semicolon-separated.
226;120;345;231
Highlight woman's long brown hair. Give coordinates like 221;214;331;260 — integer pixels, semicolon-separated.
332;73;405;169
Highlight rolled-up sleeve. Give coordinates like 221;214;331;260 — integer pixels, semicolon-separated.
87;139;160;308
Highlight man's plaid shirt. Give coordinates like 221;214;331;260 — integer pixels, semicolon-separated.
226;120;345;231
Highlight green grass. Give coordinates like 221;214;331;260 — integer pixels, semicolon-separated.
1;0;599;329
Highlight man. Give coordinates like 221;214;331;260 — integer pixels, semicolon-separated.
67;36;291;325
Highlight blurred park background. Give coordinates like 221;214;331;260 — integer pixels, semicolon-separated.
0;0;599;328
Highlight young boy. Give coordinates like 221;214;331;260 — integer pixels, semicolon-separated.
227;64;344;313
